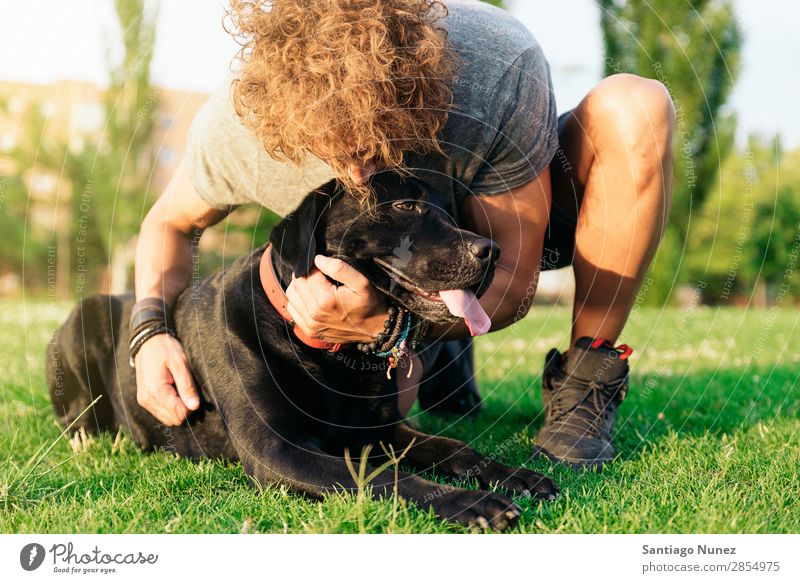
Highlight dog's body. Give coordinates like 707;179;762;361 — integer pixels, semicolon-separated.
47;174;557;530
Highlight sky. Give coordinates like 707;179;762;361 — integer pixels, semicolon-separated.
1;0;798;147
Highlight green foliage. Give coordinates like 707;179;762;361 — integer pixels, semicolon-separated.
67;0;159;294
599;0;742;304
0;174;45;275
5;0;158;296
481;0;506;7
751;186;800;291
102;0;159;239
686;138;800;304
0;103;53;284
746;140;800;297
3;300;800;533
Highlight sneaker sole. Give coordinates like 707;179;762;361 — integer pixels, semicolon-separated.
531;445;612;471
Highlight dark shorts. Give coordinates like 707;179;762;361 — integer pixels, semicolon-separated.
541;199;577;271
541;109;579;272
419;111;577;373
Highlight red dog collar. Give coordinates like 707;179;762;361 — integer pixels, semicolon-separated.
259;244;342;353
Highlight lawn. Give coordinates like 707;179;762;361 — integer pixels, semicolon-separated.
1;298;799;534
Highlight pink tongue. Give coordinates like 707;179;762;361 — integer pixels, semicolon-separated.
438;289;491;336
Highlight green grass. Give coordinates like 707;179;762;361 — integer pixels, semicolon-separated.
1;298;799;533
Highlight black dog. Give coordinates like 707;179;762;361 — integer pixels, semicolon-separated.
46;172;558;530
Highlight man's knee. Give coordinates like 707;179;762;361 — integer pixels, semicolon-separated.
586;73;676;157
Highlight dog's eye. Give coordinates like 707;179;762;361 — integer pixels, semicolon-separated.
392;200;417;212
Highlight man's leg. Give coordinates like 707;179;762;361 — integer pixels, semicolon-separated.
553;73;675;342
533;73;675;469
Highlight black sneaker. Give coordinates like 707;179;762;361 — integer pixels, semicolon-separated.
531;337;632;470
417;338;483;416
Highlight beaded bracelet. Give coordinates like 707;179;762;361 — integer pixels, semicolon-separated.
354;306;434;378
374;312;411;358
356;305;401;354
128;324;178;368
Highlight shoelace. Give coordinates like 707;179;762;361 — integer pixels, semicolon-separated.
547;373;627;438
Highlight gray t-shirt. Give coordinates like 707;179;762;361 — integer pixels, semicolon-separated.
186;0;558;217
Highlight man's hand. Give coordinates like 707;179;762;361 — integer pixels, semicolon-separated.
285;255;388;344
134;334;200;426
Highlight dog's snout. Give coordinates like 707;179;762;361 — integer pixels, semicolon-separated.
469;238;499;262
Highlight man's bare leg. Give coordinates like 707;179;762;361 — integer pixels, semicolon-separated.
552;73;675;343
533;73;675;469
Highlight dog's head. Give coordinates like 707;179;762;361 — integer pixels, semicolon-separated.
269;172;499;333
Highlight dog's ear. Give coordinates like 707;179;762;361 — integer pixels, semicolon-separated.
269;181;337;277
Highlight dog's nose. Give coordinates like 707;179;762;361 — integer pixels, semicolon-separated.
469;238;499;261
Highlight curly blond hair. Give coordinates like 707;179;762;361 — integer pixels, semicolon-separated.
226;0;457;197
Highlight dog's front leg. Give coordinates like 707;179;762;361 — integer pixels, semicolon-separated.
236;438;403;499
234;438;522;531
212;345;524;529
387;423;559;501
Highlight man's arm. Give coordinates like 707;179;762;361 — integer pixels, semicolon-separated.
134;157;233;425
135;158;232;304
430;167;552;340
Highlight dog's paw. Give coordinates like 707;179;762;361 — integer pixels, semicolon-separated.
486;467;560;501
435;489;521;531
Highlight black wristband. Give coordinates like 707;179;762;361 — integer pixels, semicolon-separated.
130;308;170;332
130;298;173;329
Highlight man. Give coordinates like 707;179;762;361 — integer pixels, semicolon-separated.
133;0;674;469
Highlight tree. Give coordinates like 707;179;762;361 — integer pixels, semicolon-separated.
8;0;158;297
686;137;800;305
0;172;47;280
73;0;159;294
3;94;74;295
751;184;800;303
599;0;742;304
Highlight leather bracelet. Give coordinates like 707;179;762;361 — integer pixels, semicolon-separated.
131;297;170;313
130;298;174;336
128;298;177;368
130;297;171;324
130;308;171;332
